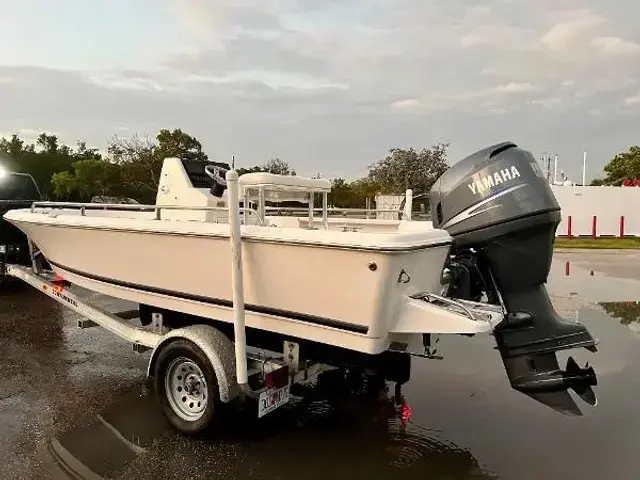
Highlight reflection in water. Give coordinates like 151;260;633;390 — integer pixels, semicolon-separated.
224;380;498;480
563;261;596;277
50;376;497;480
599;301;640;325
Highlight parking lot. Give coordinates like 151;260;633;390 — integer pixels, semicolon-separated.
2;250;640;479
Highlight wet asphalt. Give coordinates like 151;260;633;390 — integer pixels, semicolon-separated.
2;250;640;480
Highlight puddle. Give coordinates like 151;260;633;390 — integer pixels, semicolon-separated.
50;386;173;479
4;250;640;480
45;296;640;480
49;380;497;480
548;259;640;303
599;301;640;338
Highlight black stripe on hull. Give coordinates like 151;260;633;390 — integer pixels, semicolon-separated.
48;260;370;335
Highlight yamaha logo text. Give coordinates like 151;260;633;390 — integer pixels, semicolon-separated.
467;166;521;195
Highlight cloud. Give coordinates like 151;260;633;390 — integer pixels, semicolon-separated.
390;99;420;109
165;0;285;53
539;9;605;52
88;73;166;92
0;128;53;144
165;0;230;51
624;94;640;105
591;36;640;55
403;82;541;114
529;97;564;110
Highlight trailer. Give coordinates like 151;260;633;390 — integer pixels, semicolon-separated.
8;262;342;434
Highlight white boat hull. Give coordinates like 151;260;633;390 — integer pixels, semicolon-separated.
4;209;492;354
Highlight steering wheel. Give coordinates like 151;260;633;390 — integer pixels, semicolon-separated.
204;165;228;197
204;165;228;185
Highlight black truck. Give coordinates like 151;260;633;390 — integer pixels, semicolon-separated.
0;171;43;275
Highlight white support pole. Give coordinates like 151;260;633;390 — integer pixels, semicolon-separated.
553;154;558;185
258;187;265;225
226;169;248;386
308;191;315;229
322;192;328;229
582;151;587;187
404;189;413;220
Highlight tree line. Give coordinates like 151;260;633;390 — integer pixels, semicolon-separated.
2;127;638;205
590;145;640;186
0;128;450;208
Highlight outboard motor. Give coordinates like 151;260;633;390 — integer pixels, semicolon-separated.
431;141;598;415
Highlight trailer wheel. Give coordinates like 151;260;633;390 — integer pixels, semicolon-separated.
152;338;220;435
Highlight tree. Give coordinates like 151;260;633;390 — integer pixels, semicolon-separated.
597;145;640;186
49;171;77;199
107;134;159;201
328;178;355;207
51;159;122;201
326;177;382;208
262;158;295;176
106;128;210;203
367;143;449;194
36;133;59;154
75;141;103;161
0;133;98;198
1;128;452;212
237;158;296;176
155;128;208;162
0;134;25;157
351;177;381;202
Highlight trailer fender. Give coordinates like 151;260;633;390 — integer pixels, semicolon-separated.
147;324;241;403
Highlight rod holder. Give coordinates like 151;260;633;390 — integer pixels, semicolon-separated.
226;169;248;385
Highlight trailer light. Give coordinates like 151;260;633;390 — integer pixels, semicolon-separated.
400;402;412;423
264;365;289;389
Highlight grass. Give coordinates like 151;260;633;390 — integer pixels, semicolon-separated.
554;237;640;249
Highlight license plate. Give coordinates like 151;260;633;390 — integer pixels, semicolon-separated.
258;384;290;418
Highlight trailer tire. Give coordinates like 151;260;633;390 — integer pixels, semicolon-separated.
152;338;220;436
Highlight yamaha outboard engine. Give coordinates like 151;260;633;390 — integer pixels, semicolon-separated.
431;141;598;415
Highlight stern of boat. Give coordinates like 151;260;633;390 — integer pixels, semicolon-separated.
426;141;599;416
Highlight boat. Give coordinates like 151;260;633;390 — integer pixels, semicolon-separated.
3;141;600;417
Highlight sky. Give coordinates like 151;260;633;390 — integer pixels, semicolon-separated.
0;0;638;182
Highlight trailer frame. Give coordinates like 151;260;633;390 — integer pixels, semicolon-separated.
5;263;335;433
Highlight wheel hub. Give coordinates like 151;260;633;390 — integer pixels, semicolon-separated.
184;374;202;395
165;357;209;421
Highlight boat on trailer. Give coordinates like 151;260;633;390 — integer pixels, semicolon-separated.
3;141;600;434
